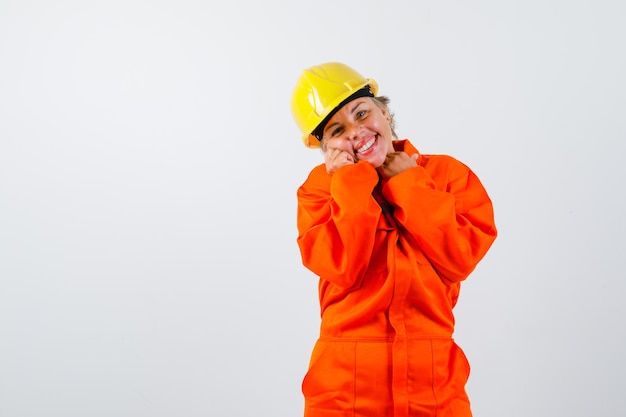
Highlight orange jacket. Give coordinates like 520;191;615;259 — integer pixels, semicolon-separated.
296;139;497;417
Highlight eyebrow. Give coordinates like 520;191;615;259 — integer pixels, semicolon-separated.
324;101;367;134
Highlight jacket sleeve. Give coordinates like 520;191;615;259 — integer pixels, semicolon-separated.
297;161;382;290
381;155;497;283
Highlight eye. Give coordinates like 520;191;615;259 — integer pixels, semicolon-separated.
356;109;368;119
330;126;343;137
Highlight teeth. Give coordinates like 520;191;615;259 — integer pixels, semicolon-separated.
355;137;376;154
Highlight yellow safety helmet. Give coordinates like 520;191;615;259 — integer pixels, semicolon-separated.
291;62;378;148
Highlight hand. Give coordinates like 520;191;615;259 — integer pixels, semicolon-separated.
322;138;355;174
377;152;418;179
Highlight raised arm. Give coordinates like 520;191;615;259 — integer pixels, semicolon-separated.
381;154;497;283
297;162;382;290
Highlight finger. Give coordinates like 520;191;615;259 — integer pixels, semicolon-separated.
329;149;342;162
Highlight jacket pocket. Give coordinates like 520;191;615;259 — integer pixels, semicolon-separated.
302;340;356;412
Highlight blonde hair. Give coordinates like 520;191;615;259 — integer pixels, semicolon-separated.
372;96;397;139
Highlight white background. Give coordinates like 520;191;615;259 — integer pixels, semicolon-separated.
1;1;624;416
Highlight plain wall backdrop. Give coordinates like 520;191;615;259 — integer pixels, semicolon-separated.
1;0;624;416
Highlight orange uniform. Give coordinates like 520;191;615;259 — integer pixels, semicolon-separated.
297;139;497;417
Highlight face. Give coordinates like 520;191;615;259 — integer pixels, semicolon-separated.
320;97;394;168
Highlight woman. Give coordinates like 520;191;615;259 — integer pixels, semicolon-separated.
290;62;497;417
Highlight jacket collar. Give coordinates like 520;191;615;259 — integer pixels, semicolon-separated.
393;139;422;165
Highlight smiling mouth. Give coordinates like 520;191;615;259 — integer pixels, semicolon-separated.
355;136;376;154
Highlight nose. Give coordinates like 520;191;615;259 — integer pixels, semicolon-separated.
345;123;361;141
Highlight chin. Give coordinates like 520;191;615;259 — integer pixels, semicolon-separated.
368;155;386;168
